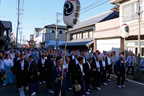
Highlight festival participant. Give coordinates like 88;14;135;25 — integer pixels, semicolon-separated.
100;56;107;85
91;56;101;90
14;52;21;64
83;57;92;95
46;55;55;94
10;54;29;91
51;57;66;96
106;52;112;81
28;55;39;96
9;49;15;61
37;53;48;84
140;58;144;75
0;53;3;83
126;52;136;76
69;51;76;85
75;57;86;96
116;56;126;88
65;57;72;90
1;54;14;86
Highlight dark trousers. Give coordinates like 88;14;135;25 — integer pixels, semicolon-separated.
54;80;66;96
16;72;28;88
117;74;125;85
46;78;53;90
107;65;112;79
91;74;96;89
127;66;134;75
84;76;90;92
96;72;101;87
67;74;72;88
0;72;2;83
101;71;106;83
39;68;46;81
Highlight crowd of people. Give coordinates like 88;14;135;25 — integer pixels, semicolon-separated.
0;48;144;96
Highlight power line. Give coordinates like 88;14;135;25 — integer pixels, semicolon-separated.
81;0;109;14
81;0;103;11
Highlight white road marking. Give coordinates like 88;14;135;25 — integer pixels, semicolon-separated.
111;74;144;86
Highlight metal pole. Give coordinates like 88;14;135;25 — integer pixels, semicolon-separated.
23;35;24;48
138;0;141;66
16;0;20;48
124;38;126;59
56;13;58;49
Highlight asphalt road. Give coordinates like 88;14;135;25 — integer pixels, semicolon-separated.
0;77;144;96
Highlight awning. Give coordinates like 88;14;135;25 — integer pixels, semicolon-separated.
60;40;94;47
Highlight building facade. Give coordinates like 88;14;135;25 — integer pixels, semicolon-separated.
60;10;119;50
110;0;144;57
34;24;67;49
0;20;12;50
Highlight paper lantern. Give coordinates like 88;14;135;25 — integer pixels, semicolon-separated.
121;24;129;38
63;0;81;28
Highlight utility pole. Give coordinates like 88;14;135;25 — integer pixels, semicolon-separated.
137;0;141;65
56;12;62;50
16;0;20;48
20;28;22;48
23;35;24;48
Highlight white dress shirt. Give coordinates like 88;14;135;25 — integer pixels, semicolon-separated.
107;56;111;65
102;60;106;70
21;60;24;71
87;61;91;69
79;63;85;76
41;58;45;67
96;61;100;72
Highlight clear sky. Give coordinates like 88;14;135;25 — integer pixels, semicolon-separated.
0;0;114;41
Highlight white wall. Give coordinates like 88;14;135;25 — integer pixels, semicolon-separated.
97;38;121;57
120;0;144;26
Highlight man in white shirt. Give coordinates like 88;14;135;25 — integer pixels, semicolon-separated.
126;52;136;76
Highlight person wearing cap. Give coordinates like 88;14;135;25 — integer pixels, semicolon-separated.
83;57;92;95
37;53;48;85
51;56;66;96
74;57;86;96
126;52;136;76
116;55;126;88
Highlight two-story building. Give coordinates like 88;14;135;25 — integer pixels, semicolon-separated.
60;9;119;50
110;0;144;57
0;20;12;50
34;24;67;49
